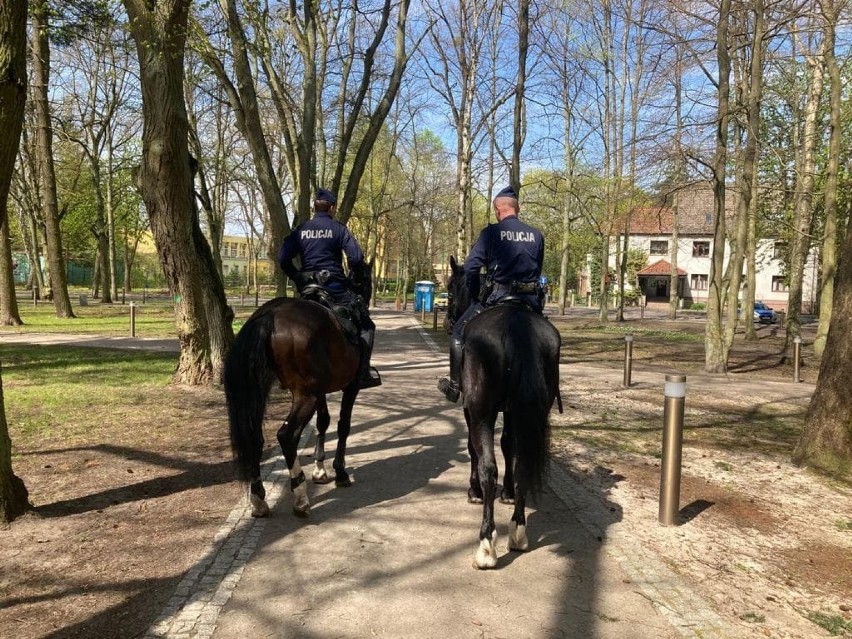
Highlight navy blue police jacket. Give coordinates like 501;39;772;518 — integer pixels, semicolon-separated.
277;212;364;293
464;214;544;308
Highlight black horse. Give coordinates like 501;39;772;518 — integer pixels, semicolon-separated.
224;265;373;518
444;256;562;569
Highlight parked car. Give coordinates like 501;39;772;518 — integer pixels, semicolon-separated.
434;292;449;309
753;301;777;323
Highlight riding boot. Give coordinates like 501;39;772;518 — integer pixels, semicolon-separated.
358;327;382;389
437;338;463;403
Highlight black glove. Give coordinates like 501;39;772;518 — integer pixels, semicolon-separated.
348;263;366;295
293;272;314;291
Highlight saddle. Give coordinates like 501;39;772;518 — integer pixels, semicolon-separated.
300;284;361;346
493;296;541;315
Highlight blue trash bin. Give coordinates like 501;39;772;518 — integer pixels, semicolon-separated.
414;281;435;312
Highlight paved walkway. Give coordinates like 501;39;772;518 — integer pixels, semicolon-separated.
3;310;815;638
114;309;730;639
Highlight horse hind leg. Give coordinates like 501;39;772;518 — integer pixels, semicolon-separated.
249;478;270;518
499;424;516;504
311;397;332;484
507;460;529;552
331;384;359;488
471;415;499;569
507;498;529;552
466;415;483;503
277;396;318;517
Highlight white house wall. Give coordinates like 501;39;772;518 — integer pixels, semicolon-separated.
608;235;819;312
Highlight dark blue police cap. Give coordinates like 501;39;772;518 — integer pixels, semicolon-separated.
315;188;337;204
495;185;518;200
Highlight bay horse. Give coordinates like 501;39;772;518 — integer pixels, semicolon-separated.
444;256;562;569
224;265;373;518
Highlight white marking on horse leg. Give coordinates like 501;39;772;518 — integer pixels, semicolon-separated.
312;460;329;483
508;521;529;552
291;460;310;515
249;492;270;518
473;529;498;569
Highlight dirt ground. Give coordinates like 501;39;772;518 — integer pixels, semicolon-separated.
1;313;851;638
550;313;852;638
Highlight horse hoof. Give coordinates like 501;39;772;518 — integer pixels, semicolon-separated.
473;532;498;569
473;547;498;569
312;471;332;484
335;477;352;488
249;495;270;518
468;488;483;504
499;494;516;505
292;506;310;518
508;522;529;552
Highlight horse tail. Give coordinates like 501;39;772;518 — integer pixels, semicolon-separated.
504;316;555;495
224;308;278;482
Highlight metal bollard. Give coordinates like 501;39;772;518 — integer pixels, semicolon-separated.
255;290;259;307
130;302;136;338
640;296;645;319
659;373;686;526
623;334;634;387
433;305;439;332
793;336;802;383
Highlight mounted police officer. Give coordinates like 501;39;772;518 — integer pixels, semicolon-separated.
277;188;382;389
438;185;545;403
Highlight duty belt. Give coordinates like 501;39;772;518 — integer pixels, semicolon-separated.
493;280;538;295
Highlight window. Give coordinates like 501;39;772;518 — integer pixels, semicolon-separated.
690;274;708;290
772;276;788;292
693;241;710;257
239;243;246;258
773;242;786;259
230;244;237;257
650;240;668;256
705;213;713;225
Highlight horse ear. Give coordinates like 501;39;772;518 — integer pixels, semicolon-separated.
449;255;457;270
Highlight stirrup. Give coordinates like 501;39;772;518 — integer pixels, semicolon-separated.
437;377;460;403
358;367;382;389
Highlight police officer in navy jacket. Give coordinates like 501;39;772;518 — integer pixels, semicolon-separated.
278;188;381;389
438;185;544;403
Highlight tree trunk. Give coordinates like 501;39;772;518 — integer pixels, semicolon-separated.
785;36;826;347
105;140;119;301
669;194;680;320
1;366;30;525
0;0;31;525
723;0;764;354
0;215;22;325
219;0;290;290
743;165;759;340
793;203;852;472
31;0;74;318
668;49;683;321
510;0;529;194
90;153;113;303
814;5;840;359
705;0;731;373
123;0;233;385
